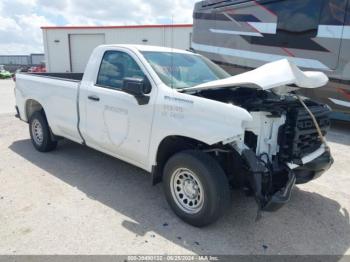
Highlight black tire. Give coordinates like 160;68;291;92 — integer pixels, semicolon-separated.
29;111;57;152
163;150;231;227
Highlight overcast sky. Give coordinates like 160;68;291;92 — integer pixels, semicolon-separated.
0;0;197;55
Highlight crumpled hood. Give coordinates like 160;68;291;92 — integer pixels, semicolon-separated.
186;59;329;93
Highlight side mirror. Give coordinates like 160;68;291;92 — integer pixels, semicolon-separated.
122;77;152;105
122;77;152;96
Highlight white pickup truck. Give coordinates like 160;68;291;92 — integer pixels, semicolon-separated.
15;44;333;226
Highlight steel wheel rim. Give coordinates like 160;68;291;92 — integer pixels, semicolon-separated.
170;168;204;214
31;119;44;145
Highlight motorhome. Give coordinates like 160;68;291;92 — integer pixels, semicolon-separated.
192;0;350;119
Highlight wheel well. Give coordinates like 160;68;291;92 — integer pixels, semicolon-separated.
25;99;43;121
152;136;211;185
25;99;60;141
152;136;246;187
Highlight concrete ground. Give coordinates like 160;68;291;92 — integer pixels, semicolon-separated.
0;79;15;115
0;79;349;255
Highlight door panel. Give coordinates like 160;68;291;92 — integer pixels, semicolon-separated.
82;50;155;166
85;88;133;152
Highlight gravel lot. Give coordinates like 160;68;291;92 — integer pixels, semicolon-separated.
0;79;349;255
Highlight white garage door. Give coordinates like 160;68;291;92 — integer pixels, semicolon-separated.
69;34;105;73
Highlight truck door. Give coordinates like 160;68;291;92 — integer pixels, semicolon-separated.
80;49;156;167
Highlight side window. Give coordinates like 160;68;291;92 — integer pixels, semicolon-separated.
320;0;347;25
97;51;145;89
269;0;324;38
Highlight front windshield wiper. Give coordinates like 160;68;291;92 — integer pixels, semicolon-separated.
176;87;191;92
177;88;201;94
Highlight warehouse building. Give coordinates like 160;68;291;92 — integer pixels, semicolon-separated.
0;55;29;66
30;54;45;65
0;54;44;66
42;24;193;73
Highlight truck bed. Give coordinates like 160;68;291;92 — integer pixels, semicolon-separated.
23;72;84;82
15;71;83;144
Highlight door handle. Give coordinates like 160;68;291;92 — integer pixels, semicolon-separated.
88;95;100;102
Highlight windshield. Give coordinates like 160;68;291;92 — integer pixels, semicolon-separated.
141;51;230;89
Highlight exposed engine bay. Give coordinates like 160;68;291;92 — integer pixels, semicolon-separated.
193;87;333;213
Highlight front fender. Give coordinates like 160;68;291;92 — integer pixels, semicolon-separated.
148;89;252;170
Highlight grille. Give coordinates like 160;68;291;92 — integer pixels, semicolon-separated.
278;104;331;163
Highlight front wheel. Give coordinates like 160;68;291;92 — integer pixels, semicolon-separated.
29;111;57;152
163;150;231;227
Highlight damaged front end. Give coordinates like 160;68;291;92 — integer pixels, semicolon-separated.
197;88;333;214
240;146;333;213
236;93;333;213
187;59;334;214
241;149;296;213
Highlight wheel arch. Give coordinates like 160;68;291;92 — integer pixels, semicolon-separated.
25;99;45;122
25;99;58;141
151;135;213;185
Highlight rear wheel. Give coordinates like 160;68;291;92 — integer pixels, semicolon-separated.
29;111;57;152
163;150;231;227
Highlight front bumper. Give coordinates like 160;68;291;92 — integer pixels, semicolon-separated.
263;171;296;212
242;147;333;213
263;150;333;211
294;150;333;184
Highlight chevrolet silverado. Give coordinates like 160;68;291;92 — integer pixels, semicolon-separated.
15;45;333;226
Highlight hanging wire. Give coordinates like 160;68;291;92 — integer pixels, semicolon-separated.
296;94;330;152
